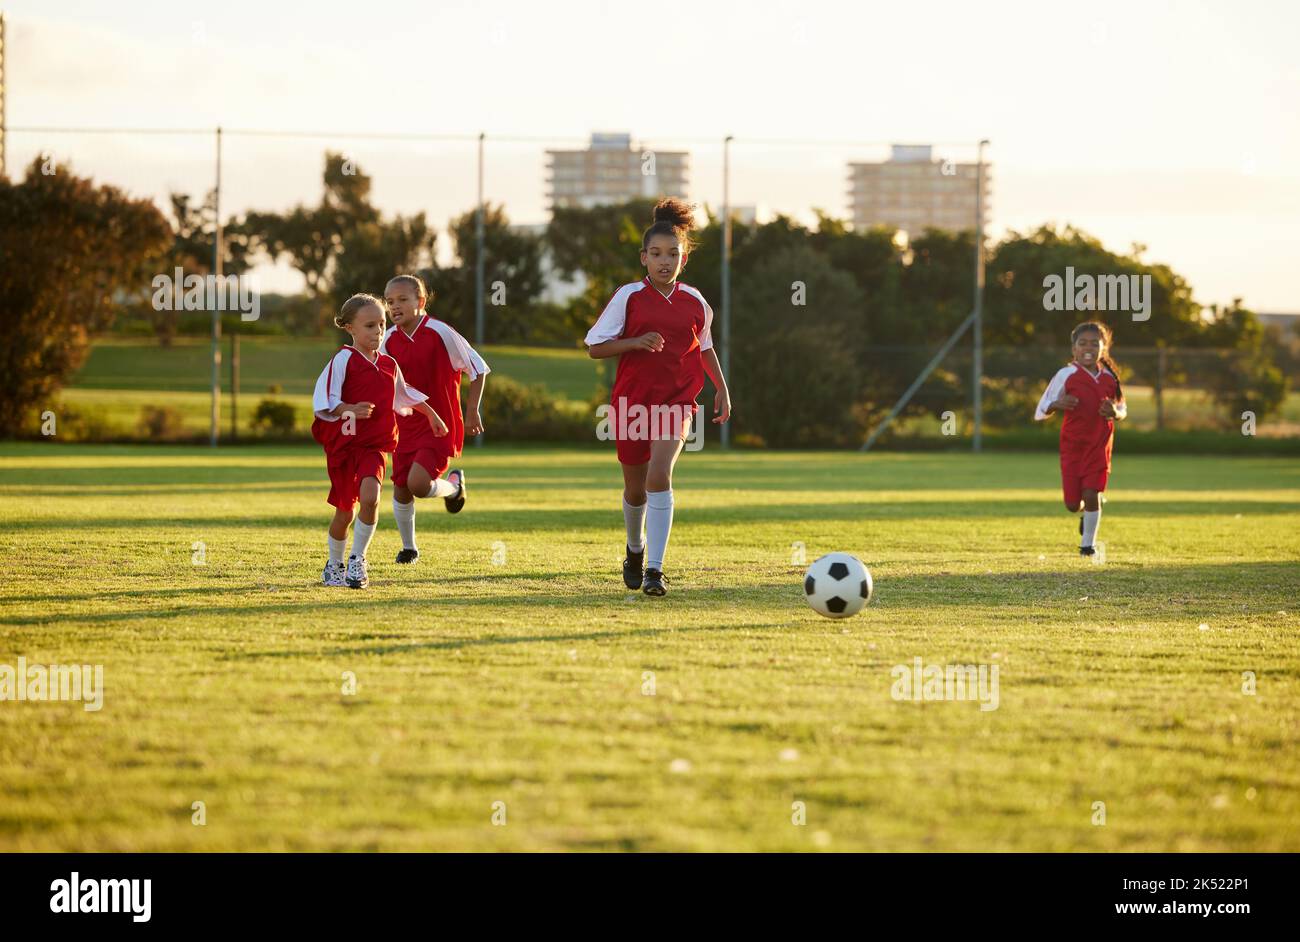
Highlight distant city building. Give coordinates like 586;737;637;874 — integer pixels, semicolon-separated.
546;132;689;213
1257;312;1300;332
847;144;991;236
723;204;775;227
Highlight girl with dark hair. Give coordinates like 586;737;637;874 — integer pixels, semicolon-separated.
584;198;732;595
1034;321;1127;556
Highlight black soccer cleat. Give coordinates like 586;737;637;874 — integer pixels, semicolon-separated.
395;548;420;564
643;568;668;597
444;469;466;514
1079;545;1096;557
623;546;645;590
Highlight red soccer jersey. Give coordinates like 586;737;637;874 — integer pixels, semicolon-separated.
310;346;428;456
380;314;489;459
584;278;714;412
1034;362;1122;475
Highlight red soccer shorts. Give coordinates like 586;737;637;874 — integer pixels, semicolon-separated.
1061;464;1109;510
612;402;695;466
392;447;451;488
326;448;386;509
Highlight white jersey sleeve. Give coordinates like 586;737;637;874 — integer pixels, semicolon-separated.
378;325;397;357
426;319;489;381
391;361;429;416
584;282;642;346
678;284;715;352
1034;366;1075;421
312;348;352;422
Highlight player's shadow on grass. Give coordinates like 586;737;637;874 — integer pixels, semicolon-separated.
7;562;1294;634
14;495;1297;534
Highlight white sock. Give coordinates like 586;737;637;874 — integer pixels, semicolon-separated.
1082;509;1101;548
351;519;377;559
623;497;646;553
327;535;346;566
645;489;674;571
392;498;416;550
427;477;458;499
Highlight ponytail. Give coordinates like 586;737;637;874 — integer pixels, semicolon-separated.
642;197;698;252
1100;355;1124;402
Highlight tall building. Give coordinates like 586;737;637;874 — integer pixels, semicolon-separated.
847;144;991;236
546;132;689;213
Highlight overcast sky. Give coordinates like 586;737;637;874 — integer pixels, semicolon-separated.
5;0;1298;310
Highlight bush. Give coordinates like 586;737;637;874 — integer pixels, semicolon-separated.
30;402;118;442
252;398;296;436
482;376;591;442
138;406;187;441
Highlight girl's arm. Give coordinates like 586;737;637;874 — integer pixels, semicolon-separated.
1100;398;1127;421
412;399;449;436
328;401;373;419
464;374;486;437
701;348;732;424
587;333;663;359
1034;369;1074;420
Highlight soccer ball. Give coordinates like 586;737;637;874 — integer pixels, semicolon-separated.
803;552;872;618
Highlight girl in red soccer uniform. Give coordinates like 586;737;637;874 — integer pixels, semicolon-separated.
584;199;732;596
1034;321;1127;556
312;294;449;588
380;274;490;563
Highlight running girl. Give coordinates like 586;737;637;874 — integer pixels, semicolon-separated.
380;274;489;563
584;198;732;596
1034;321;1126;556
312;294;448;588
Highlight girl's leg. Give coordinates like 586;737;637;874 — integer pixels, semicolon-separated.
407;462;459;500
644;421;690;573
1080;488;1102;549
328;506;354;541
622;462;649;552
327;506;353;573
351;477;381;559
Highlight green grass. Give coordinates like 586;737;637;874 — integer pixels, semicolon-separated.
1;445;1298;851
74;337;602;401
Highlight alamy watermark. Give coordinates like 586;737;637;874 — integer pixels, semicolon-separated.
1042;267;1151;322
890;657;999;711
152;268;260;321
1;657;103;711
596;397;702;451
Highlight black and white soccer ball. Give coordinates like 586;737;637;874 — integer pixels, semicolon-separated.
803;552;872;618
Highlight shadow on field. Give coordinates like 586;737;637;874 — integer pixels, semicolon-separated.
8;448;1295;495
8;563;1294;640
13;494;1297;533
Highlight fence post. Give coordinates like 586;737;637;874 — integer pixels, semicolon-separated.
230;331;240;442
210;125;223;447
1155;344;1167;431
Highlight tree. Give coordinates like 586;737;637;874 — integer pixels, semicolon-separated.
423;203;546;342
0;158;171;438
241;152;417;333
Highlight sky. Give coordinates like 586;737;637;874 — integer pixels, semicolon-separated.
5;0;1299;310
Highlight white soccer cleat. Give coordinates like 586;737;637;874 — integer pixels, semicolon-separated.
345;554;369;589
322;561;347;587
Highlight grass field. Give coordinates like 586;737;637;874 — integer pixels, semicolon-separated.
1;444;1298;851
60;338;602;440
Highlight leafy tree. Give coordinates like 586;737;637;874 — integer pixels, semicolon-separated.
422;203;545;342
0;158;171;438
